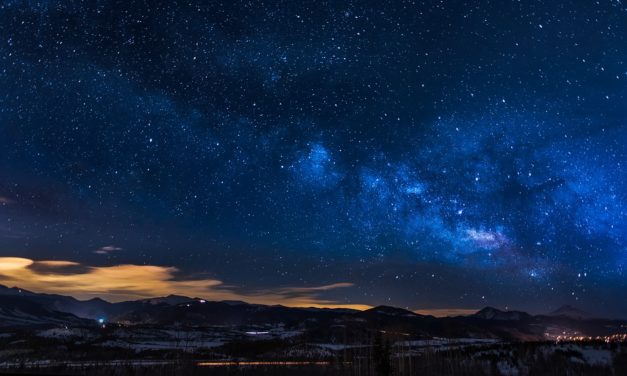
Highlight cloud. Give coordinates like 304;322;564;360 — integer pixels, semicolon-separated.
36;260;81;267
0;257;33;270
94;246;123;255
0;196;13;205
275;282;354;293
0;257;368;310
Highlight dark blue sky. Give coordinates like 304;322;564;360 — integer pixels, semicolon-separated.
0;0;625;317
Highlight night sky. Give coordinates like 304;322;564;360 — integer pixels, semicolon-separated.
0;0;626;317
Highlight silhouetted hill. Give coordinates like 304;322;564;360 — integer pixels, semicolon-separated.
472;306;532;321
365;305;420;317
547;305;593;320
117;299;358;326
0;295;87;326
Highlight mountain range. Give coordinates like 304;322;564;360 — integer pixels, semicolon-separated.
0;284;624;342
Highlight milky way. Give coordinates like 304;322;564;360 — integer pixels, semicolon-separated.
0;0;626;317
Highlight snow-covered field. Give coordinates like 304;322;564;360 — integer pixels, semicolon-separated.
0;359;176;369
542;344;613;366
37;327;96;339
91;324;304;352
99;339;224;351
468;342;621;375
397;337;500;347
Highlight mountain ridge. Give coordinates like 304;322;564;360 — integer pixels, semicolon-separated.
546;305;594;320
0;285;622;330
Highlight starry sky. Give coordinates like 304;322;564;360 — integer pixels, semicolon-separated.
0;0;626;317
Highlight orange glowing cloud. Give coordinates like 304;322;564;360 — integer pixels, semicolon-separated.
36;260;81;267
0;257;34;270
0;257;369;310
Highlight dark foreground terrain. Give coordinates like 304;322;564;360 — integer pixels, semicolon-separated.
0;285;626;375
0;340;625;375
